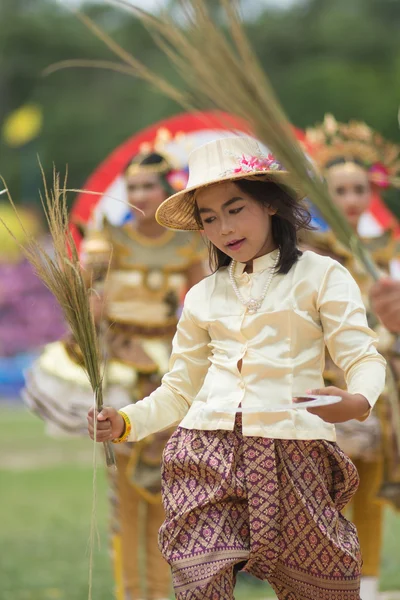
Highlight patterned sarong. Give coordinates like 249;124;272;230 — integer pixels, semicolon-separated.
160;416;362;599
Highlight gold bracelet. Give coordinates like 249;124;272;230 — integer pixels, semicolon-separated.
357;407;372;422
112;411;132;444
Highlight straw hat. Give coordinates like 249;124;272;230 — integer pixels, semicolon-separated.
155;136;303;231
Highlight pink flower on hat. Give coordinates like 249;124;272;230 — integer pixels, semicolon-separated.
233;153;284;174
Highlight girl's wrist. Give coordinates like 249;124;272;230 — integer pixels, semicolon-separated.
112;411;131;443
351;394;371;421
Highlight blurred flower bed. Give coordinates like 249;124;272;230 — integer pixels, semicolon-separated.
0;259;65;398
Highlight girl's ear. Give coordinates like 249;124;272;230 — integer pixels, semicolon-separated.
266;205;278;216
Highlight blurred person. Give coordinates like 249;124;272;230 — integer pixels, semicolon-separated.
23;145;207;600
302;114;400;600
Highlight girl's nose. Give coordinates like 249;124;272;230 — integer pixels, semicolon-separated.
345;196;360;209
220;218;234;236
131;186;146;201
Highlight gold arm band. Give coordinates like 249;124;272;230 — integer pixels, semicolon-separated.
112;411;132;443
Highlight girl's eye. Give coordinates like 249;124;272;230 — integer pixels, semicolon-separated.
335;187;346;196
354;185;367;195
203;216;216;224
230;206;244;215
127;183;156;192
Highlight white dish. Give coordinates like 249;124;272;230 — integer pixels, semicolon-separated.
201;395;342;415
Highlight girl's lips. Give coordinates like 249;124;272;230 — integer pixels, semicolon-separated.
226;238;245;251
346;208;361;217
134;202;147;212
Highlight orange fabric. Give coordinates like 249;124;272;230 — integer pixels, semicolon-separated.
112;452;171;600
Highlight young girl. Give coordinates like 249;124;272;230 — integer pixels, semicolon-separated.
88;136;386;600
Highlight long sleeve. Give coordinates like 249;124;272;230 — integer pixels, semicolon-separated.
317;261;386;408
120;287;212;441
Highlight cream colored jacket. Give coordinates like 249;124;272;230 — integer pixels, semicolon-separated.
121;250;386;442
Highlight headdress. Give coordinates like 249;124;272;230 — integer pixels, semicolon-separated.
304;114;400;189
125;127;188;192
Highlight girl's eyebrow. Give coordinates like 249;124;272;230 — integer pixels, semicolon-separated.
198;197;243;214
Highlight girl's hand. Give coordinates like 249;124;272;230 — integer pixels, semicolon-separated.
87;406;125;441
294;386;370;424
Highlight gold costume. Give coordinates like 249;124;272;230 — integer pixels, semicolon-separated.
82;217;206;600
302;115;400;587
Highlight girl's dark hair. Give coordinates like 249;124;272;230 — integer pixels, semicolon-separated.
194;178;313;274
124;152;170;172
325;157;366;170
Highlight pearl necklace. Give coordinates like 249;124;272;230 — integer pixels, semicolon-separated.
228;250;280;314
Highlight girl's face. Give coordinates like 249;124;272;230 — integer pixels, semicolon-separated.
326;163;371;230
125;172;167;224
196;181;276;264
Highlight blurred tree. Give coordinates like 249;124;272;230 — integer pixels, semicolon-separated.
248;0;400;137
0;0;399;214
0;0;179;204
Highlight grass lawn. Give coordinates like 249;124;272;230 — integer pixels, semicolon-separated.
1;405;399;600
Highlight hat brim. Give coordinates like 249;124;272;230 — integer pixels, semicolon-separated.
156;170;305;231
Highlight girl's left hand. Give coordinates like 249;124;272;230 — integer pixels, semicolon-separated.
294;386;371;423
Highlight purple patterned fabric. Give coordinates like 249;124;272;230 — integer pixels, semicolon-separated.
159;416;361;599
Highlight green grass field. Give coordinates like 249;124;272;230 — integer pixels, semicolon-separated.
1;405;399;600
